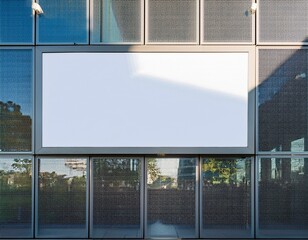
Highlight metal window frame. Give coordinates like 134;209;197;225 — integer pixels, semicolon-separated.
90;0;144;45
89;156;144;238
257;0;308;46
200;0;256;45
199;156;254;238
35;45;255;155
256;46;308;154
145;0;199;45
0;47;34;155
35;156;89;238
36;0;90;45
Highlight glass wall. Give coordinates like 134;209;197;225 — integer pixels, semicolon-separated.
0;49;33;152
258;157;308;238
0;157;32;237
37;158;87;238
36;0;88;44
146;158;197;238
91;157;142;238
258;49;308;152
91;0;142;43
201;157;252;238
0;0;33;44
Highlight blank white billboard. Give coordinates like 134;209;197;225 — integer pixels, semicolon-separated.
42;52;248;148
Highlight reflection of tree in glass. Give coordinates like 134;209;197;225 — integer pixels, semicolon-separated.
94;158;140;188
203;158;238;184
0;101;31;152
0;159;32;223
39;167;86;225
147;158;160;184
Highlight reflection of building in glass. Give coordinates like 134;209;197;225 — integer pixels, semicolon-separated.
177;158;195;189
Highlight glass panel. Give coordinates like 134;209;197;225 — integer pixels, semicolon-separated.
0;49;32;152
37;158;87;238
201;157;252;238
258;49;308;152
146;158;196;238
0;157;32;237
0;0;33;43
203;0;252;42
92;0;142;43
37;0;88;43
259;0;308;43
92;157;141;238
147;0;197;43
259;158;308;237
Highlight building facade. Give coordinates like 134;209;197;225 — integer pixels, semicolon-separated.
0;0;308;238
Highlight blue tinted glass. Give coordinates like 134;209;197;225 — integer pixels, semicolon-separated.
0;49;33;152
37;0;88;43
0;158;32;237
0;0;33;43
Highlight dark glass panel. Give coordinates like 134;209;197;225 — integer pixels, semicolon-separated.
259;158;308;237
146;158;196;238
258;49;308;152
92;157;141;238
37;0;88;43
0;0;33;43
0;158;32;237
201;157;252;238
37;158;87;238
0;49;32;152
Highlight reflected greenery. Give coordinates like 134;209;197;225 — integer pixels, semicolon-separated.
0;101;32;152
0;158;32;224
93;158;141;228
38;159;86;225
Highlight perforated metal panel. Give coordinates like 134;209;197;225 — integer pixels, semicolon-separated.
258;49;308;152
201;157;252;238
147;0;197;43
92;0;142;43
146;158;196;238
258;157;308;237
37;158;87;238
202;0;252;43
92;158;141;238
259;0;308;43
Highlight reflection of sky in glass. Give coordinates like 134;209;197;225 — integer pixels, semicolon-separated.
155;158;179;179
0;50;32;116
0;158;31;172
40;158;87;178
